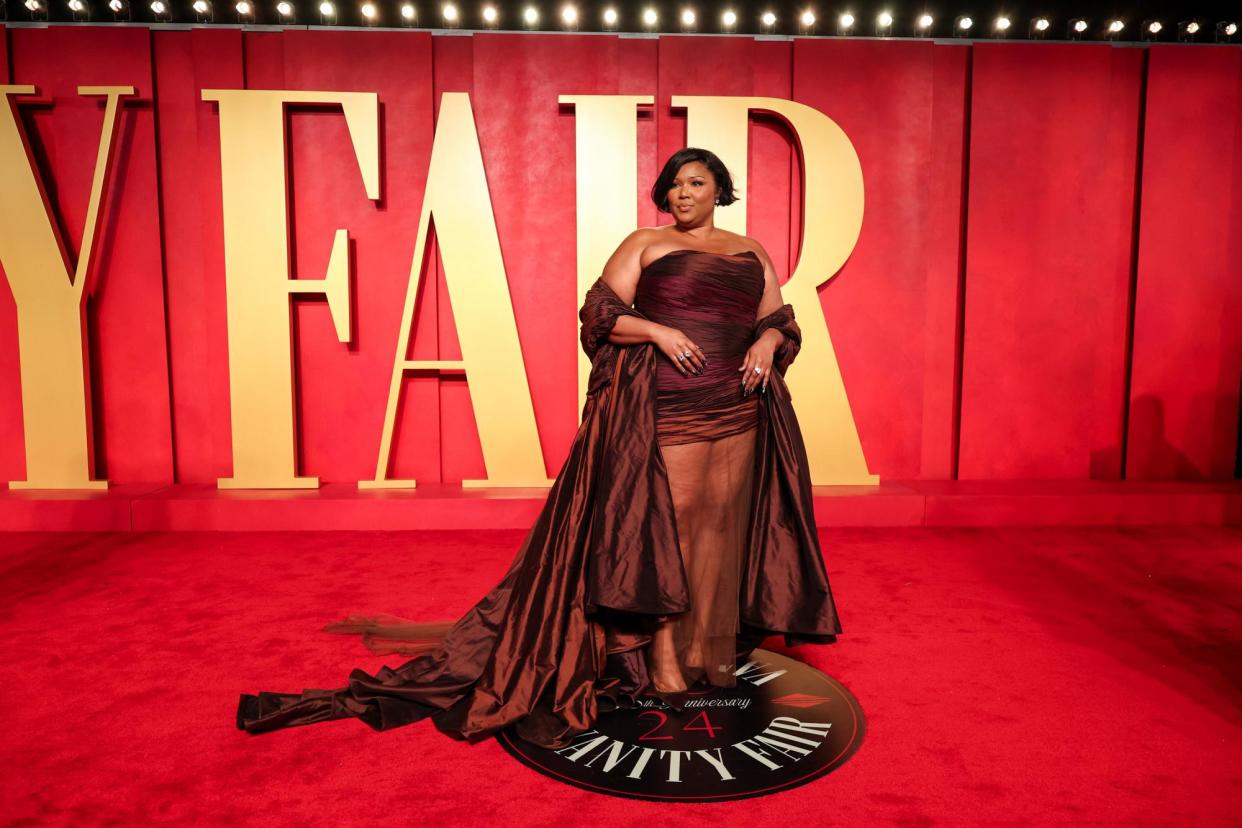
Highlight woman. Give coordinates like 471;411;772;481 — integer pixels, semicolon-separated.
236;147;841;750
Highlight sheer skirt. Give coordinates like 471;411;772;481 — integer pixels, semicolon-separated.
650;424;758;689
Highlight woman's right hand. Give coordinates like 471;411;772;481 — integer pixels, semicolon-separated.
651;325;707;376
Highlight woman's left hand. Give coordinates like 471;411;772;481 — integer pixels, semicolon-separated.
739;330;782;395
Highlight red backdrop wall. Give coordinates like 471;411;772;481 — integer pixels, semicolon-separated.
1;27;1239;485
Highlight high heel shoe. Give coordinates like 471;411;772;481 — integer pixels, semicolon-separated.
645;683;688;712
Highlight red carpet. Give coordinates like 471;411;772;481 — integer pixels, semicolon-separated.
2;527;1238;824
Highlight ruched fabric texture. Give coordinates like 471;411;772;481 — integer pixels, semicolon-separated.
636;249;764;447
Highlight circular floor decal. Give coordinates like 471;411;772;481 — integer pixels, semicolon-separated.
497;648;864;802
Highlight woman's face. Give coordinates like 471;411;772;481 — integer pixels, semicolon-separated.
666;161;719;225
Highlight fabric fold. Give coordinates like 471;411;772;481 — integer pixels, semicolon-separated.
235;274;840;750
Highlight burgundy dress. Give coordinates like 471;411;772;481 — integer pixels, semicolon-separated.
637;250;767;688
235;249;841;749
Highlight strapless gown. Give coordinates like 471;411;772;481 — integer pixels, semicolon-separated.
235;248;840;750
636;249;765;688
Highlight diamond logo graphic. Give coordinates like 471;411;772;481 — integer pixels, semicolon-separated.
772;693;834;708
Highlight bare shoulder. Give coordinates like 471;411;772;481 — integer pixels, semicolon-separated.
631;226;669;243
634;225;686;268
601;228;662;303
612;227;659;255
735;234;777;270
605;227;662;267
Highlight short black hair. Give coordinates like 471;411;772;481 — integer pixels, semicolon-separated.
650;147;739;213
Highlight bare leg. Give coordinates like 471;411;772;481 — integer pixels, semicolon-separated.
660;429;757;687
649;617;688;692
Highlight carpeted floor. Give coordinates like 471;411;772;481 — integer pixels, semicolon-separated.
1;527;1239;825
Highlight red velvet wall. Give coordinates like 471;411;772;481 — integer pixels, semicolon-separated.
0;28;1238;486
794;39;968;480
960;43;1143;479
154;29;243;485
1127;46;1242;480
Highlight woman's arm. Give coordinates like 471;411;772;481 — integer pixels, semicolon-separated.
752;242;787;323
599;230;659;346
736;240;787;392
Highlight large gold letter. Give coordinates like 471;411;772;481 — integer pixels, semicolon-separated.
558;95;653;416
0;85;133;490
674;96;874;485
201;89;379;489
361;92;547;489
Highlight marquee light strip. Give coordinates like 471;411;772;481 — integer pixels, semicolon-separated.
8;2;1241;42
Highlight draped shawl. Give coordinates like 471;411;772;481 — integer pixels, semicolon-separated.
236;278;840;751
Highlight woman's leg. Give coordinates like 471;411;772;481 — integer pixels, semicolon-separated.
648;427;757;691
648;617;687;692
680;428;756;685
647;438;709;692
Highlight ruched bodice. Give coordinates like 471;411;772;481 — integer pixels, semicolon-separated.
634;249;765;445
